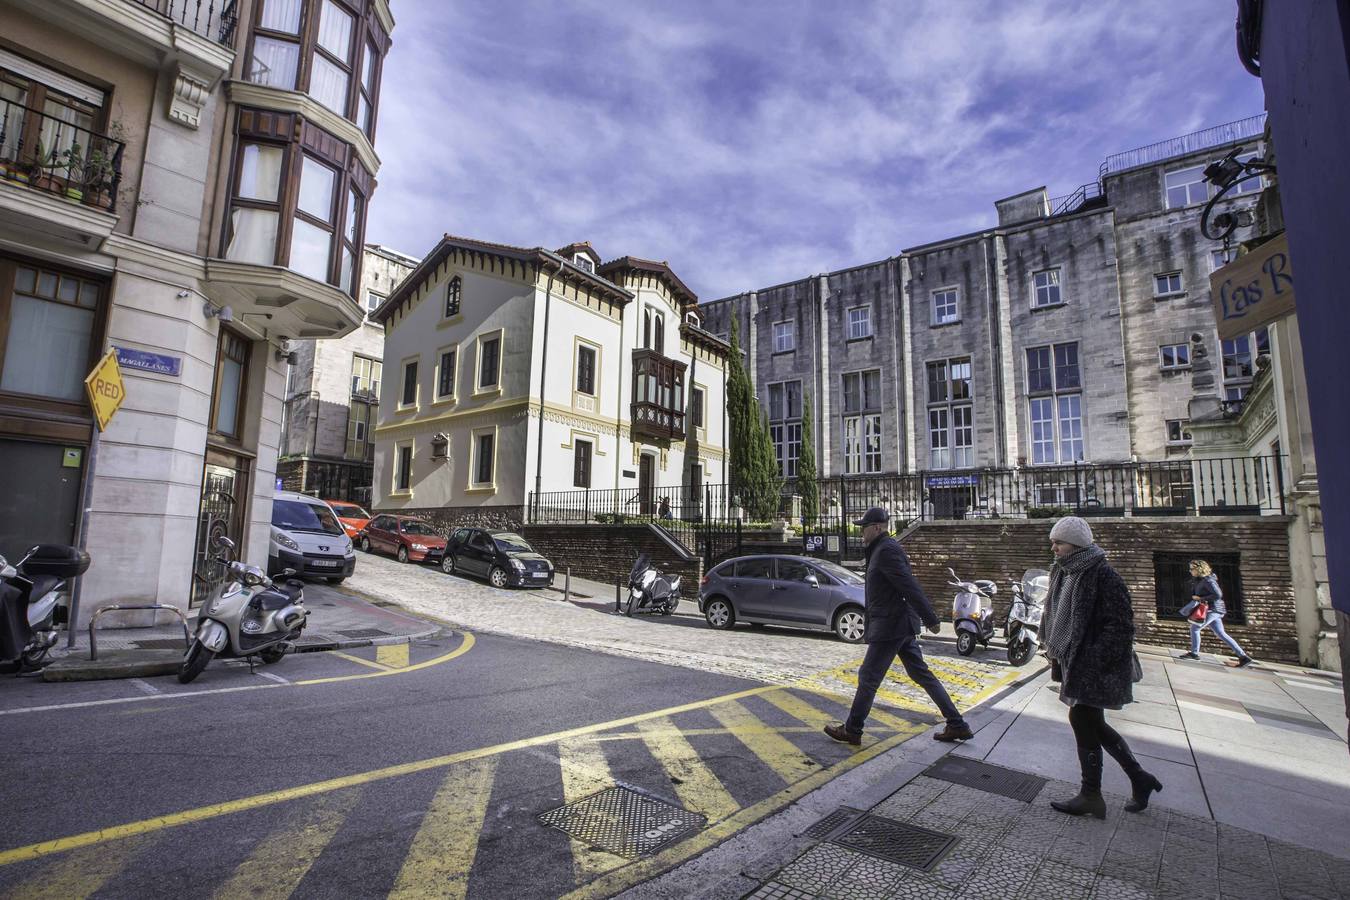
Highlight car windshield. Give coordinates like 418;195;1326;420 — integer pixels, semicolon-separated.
400;521;437;536
330;503;369;519
494;533;533;553
812;560;864;585
272;499;344;536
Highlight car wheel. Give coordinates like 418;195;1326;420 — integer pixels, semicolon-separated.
441;553;456;575
397;546;409;564
704;597;735;630
834;606;866;643
360;536;371;553
956;630;977;656
489;566;509;588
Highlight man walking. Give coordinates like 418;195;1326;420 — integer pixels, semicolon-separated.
825;507;974;745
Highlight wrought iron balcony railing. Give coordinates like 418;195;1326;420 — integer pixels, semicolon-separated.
0;99;125;212
128;0;239;45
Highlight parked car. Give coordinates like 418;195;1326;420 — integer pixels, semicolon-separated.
358;514;447;564
325;500;372;541
441;528;554;588
269;491;356;582
699;555;867;642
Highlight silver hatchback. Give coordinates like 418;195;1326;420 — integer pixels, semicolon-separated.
698;555;867;642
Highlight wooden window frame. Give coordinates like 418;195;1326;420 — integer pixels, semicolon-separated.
435;345;457;402
573;438;592;489
208;327;252;444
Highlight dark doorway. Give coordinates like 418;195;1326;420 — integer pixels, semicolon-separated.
191;451;250;607
638;453;654;515
930;486;973;519
0;438;83;561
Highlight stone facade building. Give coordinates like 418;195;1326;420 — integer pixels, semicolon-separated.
278;243;415;506
0;0;395;623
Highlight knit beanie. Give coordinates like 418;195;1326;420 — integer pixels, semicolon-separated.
1049;515;1094;548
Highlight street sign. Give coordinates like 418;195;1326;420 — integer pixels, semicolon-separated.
1210;233;1296;341
115;346;182;377
84;348;125;432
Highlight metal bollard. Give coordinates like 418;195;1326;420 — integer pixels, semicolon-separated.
615;580;621;612
564;567;571;602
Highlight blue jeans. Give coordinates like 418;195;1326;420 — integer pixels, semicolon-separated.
846;635;966;732
1190;611;1248;658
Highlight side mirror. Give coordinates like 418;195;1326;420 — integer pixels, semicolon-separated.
214;535;236;551
805;574;819;588
282;568;297;577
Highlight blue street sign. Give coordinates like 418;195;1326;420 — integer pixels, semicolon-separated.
926;474;979;487
115;347;182;377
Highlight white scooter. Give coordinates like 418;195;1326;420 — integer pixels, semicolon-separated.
948;567;998;656
624;554;681;617
179;536;308;684
1005;568;1048;667
0;544;88;671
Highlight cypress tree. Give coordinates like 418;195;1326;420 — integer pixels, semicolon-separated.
798;390;819;522
726;317;752;503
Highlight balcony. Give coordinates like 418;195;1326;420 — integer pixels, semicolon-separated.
128;0;238;45
631;349;687;442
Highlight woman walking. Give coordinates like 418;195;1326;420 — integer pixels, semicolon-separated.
1040;516;1162;818
1180;560;1253;667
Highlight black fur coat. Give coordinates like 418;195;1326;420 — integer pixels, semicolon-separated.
1048;560;1137;709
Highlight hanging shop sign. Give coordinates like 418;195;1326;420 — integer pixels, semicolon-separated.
1210;233;1295;341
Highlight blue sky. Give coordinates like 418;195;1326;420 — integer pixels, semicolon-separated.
366;1;1265;301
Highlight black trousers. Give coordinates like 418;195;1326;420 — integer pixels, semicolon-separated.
1067;703;1142;790
846;635;965;732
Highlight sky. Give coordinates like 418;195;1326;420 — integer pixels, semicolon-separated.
365;0;1266;302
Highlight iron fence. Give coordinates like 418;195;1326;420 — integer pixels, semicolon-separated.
129;0;239;44
0;99;125;211
1099;114;1267;177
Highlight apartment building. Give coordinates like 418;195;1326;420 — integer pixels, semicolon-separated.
0;0;394;621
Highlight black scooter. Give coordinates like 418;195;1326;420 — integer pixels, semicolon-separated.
622;554;680;616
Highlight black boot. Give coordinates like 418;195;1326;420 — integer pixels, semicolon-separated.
1051;748;1106;819
1100;729;1163;812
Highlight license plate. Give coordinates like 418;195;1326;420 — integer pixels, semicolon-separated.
532;572;548;579
311;560;339;568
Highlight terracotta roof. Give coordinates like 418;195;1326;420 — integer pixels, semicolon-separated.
555;241;602;264
596;256;698;309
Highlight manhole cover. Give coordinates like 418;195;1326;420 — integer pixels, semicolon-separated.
337;628;390;639
133;639;189;650
923;756;1046;802
539;786;705;858
803;806;865;839
829;815;958;871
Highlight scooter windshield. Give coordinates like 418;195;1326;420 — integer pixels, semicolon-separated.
629;554;651;582
1022;569;1050;604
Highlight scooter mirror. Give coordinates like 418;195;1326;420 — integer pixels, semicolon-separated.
282;568;297;577
214;535;236;551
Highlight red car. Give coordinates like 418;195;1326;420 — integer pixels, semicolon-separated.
358;514;447;564
325;500;371;541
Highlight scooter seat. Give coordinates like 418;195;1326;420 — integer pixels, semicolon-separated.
249;590;291;611
279;579;304;602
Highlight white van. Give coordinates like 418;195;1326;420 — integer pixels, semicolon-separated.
269;491;356;582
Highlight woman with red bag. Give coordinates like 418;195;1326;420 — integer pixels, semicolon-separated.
1179;560;1253;667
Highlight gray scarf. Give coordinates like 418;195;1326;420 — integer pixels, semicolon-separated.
1042;544;1106;661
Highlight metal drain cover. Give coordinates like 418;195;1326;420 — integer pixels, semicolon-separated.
337;628;390;638
539;786;705;858
923;756;1046;802
803;806;865;839
829;815;958;871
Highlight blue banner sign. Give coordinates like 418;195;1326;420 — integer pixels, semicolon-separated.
115;347;182;377
926;474;979;488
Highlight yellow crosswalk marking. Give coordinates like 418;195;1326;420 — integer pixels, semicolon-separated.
635;717;739;822
802;677;935;730
376;644;410;668
211;789;360;900
389;758;497;900
1;838;147;900
556;738;628;884
708;700;819;785
760;689;844;730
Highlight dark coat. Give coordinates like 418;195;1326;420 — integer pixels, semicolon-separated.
861;535;940;643
1050;560;1136;708
1191;574;1226;616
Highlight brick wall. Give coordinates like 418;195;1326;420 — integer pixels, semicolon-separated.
520;524;703;596
385;505;526;534
898;516;1298;663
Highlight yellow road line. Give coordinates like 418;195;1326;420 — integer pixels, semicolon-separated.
708;700;820;785
556;738;628;883
1;837;147;900
389;758;497;900
0;681;781;867
376;643;410;668
635;717;739;822
211;789;360;900
330;650;393;672
795;680;935;732
592;725;821;741
760;689;843;731
296;634;473;686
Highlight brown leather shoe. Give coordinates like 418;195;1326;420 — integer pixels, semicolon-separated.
824;723;862;745
933;723;974;742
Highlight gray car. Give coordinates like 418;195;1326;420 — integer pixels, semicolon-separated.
698;555;867;642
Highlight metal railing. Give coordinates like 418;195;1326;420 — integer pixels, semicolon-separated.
1050;181;1105;216
0;99;125;211
128;0;239;45
1100;114;1267;177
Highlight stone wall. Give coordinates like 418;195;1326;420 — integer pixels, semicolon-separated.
520;524;703;596
384;505;526;534
898;517;1299;663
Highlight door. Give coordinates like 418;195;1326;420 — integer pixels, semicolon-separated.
0;439;83;562
770;559;832;626
638;454;654;515
467;530;494;576
730;557;775;618
371;516;394;552
192;454;249;607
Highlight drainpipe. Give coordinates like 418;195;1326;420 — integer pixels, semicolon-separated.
533;255;566;518
616;292;626;486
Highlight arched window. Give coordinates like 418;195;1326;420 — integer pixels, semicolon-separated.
445;276;461;318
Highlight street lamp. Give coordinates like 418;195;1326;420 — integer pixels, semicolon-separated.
1200;146;1276;241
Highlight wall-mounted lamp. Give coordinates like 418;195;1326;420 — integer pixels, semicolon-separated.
176;289;192;299
1201;146;1276;241
203;302;234;322
275;348;298;365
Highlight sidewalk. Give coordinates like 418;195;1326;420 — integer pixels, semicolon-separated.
630;649;1349;900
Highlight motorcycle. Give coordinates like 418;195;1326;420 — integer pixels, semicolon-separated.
0;544;88;671
179;536;308;684
624;554;680;617
948;567;998;657
1005;568;1049;667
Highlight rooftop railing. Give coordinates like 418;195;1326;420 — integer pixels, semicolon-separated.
0;98;125;212
1100;114;1268;177
127;0;238;45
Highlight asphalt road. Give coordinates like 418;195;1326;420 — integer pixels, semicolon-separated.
0;626;938;899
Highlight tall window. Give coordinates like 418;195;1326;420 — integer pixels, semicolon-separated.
290;155;339;283
1165;165;1208;208
842;370;881;474
846;306;872;340
772;320;795;353
1221;330;1269;402
1026;343;1083;464
573;439;592;488
576;344;596;395
932;288;958;325
768;381;802;478
225;142;285;266
400;359;417;407
350;353;380;399
395;443;412;491
643;308;665;352
0;264;102;403
345;400;372;460
478;334;500;389
444;276;461;318
436;348;456;400
691;387;704;430
211;330;250;439
926;358;973;469
1032;268;1062;308
474;431;494;485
